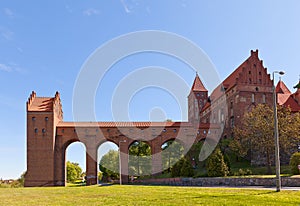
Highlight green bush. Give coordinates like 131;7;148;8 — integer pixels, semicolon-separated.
171;157;194;177
180;158;194;177
171;158;184;177
206;148;229;177
290;152;300;175
234;168;253;176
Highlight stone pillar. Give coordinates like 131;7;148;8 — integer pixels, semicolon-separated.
152;138;162;176
86;146;98;186
119;141;129;184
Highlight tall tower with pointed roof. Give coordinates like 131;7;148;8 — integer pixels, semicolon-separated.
188;73;208;123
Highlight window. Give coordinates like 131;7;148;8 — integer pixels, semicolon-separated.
42;128;46;134
262;94;266;103
163;129;167;132
259;79;262;84
249;78;252;83
34;128;38;133
173;129;177;133
251;94;255;103
45;117;49;121
248;71;251;74
259;71;262;75
230;117;234;128
32;117;36;121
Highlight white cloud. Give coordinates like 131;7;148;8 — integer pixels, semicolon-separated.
83;8;100;16
3;8;14;18
120;0;131;13
0;64;12;72
0;27;14;40
0;63;26;73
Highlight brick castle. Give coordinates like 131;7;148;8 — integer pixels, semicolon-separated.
25;50;300;186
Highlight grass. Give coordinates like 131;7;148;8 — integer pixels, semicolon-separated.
0;185;299;205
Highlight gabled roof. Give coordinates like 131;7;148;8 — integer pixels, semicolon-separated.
278;94;300;112
27;97;54;112
276;80;291;94
191;74;207;92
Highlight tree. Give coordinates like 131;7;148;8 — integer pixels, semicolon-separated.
171;157;194;177
129;141;151;177
99;150;119;181
162;140;184;172
290;152;300;175
66;161;83;183
180;158;194;177
206;148;229;177
231;104;300;173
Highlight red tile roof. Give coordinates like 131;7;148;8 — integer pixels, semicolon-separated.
277;94;290;106
57;121;220;129
191;74;207;92
276;80;291;94
27;97;54;112
207;53;251;102
58;121;191;128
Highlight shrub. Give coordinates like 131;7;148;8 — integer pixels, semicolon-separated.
234;168;253;176
171;158;184;177
206;148;229;177
171;157;194;177
180;158;194;177
290;152;300;175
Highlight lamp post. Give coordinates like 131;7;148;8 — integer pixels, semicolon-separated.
272;71;284;192
119;140;126;185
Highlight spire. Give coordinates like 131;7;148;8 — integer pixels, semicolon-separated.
191;73;207;92
275;80;291;94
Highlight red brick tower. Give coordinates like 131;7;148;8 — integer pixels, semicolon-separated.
188;73;208;124
25;91;63;187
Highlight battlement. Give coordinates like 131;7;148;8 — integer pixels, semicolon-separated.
26;91;63;118
26;91;36;111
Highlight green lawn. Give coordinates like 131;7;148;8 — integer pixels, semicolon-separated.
0;185;299;205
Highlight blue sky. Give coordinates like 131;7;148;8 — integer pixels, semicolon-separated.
0;1;300;179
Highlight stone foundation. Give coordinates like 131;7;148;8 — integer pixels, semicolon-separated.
134;177;300;187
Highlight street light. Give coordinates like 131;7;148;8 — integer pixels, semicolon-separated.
119;140;126;185
272;70;285;192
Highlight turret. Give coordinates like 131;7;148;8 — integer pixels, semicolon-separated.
188;73;208;123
